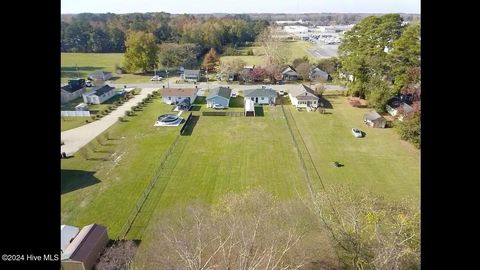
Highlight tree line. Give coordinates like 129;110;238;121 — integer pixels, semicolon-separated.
61;13;268;53
338;14;420;147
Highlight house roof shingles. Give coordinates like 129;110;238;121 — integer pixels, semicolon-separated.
244;88;277;98
207;87;232;100
289;84;319;100
161;88;197;97
92;85;115;96
364;111;384;121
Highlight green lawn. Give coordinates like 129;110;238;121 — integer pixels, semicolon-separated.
61;92;420;241
220;41;316;66
61;53;152;83
61;98;181;237
61;117;90;131
288;94;420;201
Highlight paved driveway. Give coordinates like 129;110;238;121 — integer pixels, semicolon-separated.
61;88;159;155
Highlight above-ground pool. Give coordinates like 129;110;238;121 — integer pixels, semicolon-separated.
154;114;183;126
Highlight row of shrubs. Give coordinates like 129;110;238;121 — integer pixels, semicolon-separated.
85;92;136;123
118;90;160;122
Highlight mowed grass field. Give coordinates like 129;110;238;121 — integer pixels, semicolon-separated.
61;98;180;237
61;53;151;83
221;40;316;66
61;91;419;241
289;95;420;202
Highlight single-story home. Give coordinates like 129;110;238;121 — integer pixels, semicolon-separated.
61;224;109;270
282;65;299;80
363;111;386;128
310;67;330;81
288;84;320;108
61;79;86;104
61;225;80;254
243;87;277;105
82;85;116;104
244;99;255;117
181;69;201;81
386;98;414;121
88;70;112;81
161;87;198;105
206;87;232;108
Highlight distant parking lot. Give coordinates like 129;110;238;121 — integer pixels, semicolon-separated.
308;43;339;58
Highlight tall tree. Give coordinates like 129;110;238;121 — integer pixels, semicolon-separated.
202;48;220;72
338;14;403;97
296;62;311;81
123;31;158;73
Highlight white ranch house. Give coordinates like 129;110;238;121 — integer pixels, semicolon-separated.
82;85;116;104
243;87;277;105
288;84;319;108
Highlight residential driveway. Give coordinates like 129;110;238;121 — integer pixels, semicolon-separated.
61;88;159;155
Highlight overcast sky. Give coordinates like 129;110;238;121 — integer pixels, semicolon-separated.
61;0;420;14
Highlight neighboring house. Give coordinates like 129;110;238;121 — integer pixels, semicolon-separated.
82;85;116;104
288;84;320;108
206;87;232;108
61;79;86;104
363;111;387;128
161;87;198;105
282;65;299;80
244;99;255;117
61;224;109;270
243;87;277;105
386;98;415;121
88;70;112;81
242;65;255;82
181;69;201;81
310;67;330;81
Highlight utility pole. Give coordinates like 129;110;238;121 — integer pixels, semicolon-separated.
165;69;169;88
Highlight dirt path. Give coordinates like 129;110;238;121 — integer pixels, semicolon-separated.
61;88;158;155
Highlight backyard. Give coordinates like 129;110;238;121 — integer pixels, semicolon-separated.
61;92;419;243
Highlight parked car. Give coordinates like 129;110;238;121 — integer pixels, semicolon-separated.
85;80;93;87
352;128;363;138
279;90;286;96
150;75;163;81
231;93;237;98
213;104;225;110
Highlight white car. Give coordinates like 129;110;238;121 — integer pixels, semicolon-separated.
231;93;237;98
213;104;225;110
352;128;363;138
279;90;286;96
150;75;163;81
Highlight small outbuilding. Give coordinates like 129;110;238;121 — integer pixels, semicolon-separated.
61;224;109;270
245;99;255;117
82;85;116;104
363;111;386;128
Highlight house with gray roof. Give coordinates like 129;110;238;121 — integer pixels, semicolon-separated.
386;97;414;121
363;111;386;128
61;79;86;104
82;85;116;104
243;87;277;105
288;84;320;109
282;65;299;80
88;70;112;81
206;87;232;108
181;69;201;81
310;67;330;81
